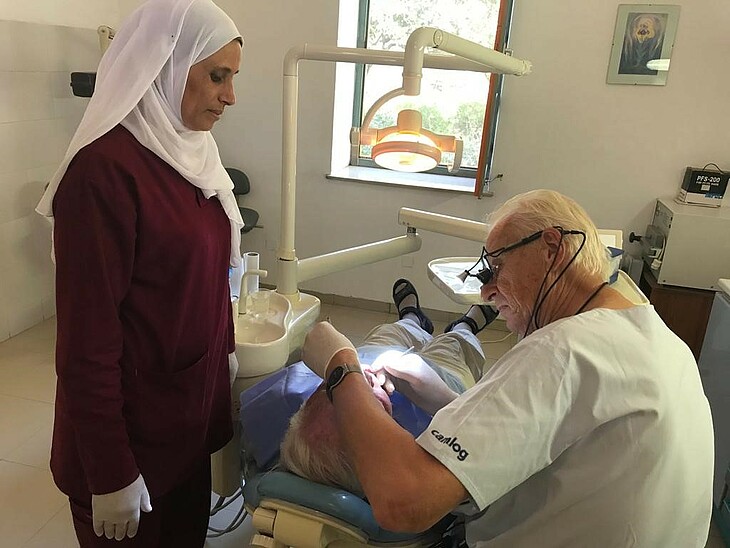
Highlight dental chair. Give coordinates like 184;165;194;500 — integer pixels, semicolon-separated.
231;228;646;547
239;362;461;548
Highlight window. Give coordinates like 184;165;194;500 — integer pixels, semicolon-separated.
351;0;513;193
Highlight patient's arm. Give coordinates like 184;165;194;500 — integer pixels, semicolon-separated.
367;352;458;415
328;349;469;534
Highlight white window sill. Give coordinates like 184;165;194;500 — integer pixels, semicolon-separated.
327;165;476;194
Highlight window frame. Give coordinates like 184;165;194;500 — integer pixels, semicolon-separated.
349;0;515;195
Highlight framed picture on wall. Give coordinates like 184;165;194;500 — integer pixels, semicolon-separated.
607;4;681;85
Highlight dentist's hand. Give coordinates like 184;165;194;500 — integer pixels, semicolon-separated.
92;474;152;540
369;351;458;415
302;322;358;378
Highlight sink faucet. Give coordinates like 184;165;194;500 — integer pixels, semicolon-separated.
241;268;268;301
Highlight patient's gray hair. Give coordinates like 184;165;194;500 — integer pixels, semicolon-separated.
279;390;364;496
488;189;609;279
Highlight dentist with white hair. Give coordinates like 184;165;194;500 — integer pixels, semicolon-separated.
37;0;245;544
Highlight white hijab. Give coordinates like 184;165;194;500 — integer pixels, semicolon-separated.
36;0;245;266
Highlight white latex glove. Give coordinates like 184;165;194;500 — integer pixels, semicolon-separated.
92;474;152;540
301;321;358;378
370;351;458;415
228;351;239;386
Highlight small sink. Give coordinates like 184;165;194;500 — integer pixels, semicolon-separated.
234;291;291;377
236;322;285;345
233;290;322;378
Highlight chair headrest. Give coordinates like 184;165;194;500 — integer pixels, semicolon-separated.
225;168;251;195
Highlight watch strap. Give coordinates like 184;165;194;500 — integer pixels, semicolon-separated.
326;363;362;402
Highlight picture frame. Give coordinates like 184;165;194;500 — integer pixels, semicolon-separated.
607;4;681;86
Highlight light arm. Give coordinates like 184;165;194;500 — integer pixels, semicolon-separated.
403;27;532;95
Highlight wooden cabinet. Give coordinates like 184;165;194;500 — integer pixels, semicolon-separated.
639;266;715;360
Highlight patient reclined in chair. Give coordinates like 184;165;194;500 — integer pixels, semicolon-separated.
240;296;495;547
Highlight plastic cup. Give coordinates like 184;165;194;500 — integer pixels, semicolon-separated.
250;290;270;320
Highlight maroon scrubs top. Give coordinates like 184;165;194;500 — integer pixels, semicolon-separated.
51;125;235;500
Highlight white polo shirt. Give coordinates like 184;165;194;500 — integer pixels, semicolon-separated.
417;305;713;547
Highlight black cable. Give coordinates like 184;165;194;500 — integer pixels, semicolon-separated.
526;232;562;336
701;162;726;173
526;229;586;336
532;230;586;330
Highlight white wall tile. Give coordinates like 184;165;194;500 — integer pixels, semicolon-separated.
32;223;55;304
0;21;12;72
117;0;145;24
52;71;90;122
0;21;100;341
0;21;51;72
22;119;65;169
57;116;83;153
0;2;121;30
0;72;55;123
49;69;74;99
42;292;56;320
0;170;26;225
0;317;55;366
0;300;9;343
0;74;19;122
0;122;27;174
0;20;96;79
4;267;47;314
26;164;56;187
0;168;48;226
7;300;45;337
26;165;56;217
1;214;51;297
52;25;103;74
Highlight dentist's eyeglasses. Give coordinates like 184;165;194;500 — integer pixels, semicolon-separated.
457;246;499;285
458;227;585;286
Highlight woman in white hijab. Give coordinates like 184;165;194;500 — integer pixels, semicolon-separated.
38;0;244;544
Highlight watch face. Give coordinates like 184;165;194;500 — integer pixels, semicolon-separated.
328;366;345;386
326;365;353;402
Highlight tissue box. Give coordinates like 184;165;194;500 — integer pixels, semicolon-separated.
676;167;729;207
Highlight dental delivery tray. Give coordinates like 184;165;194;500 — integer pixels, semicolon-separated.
428;257;649;306
428;257;487;305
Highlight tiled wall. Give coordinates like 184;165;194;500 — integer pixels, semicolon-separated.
0;20;99;342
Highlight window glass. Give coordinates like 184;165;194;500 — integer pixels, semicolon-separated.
357;0;503;171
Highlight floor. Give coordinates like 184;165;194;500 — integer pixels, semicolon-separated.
0;303;725;547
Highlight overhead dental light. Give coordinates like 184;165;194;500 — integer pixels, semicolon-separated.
277;28;530;295
362;109;463;173
351;75;463;174
350;28;530;174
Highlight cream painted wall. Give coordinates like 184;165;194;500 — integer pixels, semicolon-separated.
209;0;730;312
115;0;144;23
497;0;730;238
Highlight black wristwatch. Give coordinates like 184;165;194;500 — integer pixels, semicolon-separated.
325;363;362;402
